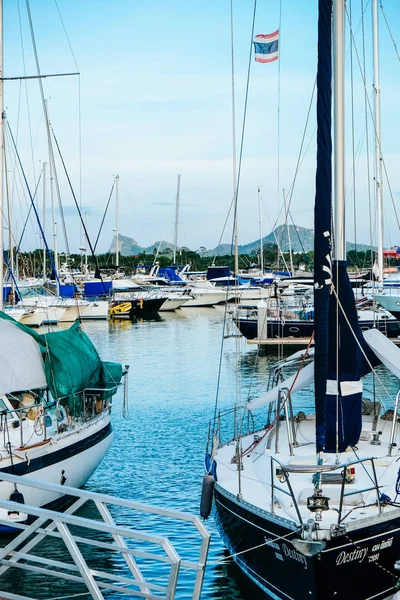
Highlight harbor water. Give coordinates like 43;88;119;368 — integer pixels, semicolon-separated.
0;306;398;599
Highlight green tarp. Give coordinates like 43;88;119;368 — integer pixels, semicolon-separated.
0;312;123;413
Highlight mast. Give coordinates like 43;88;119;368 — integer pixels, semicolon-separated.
4;115;13;302
314;0;333;453
283;188;294;276
115;174;119;267
42;161;47;281
84;211;88;274
0;0;3;311
173;174;181;264
230;0;238;277
372;0;383;283
333;0;346;260
258;186;263;274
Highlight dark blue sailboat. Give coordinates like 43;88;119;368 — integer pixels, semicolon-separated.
202;1;400;598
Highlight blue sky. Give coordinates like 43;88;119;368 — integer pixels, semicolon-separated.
3;0;400;254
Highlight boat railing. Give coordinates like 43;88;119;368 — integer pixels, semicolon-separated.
207;406;256;449
270;455;304;525
3;398;50;449
0;471;210;600
337;456;381;524
275;455;382;527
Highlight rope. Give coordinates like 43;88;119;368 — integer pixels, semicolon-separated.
212;0;257;437
210;527;301;565
380;1;400;62
331;286;395;405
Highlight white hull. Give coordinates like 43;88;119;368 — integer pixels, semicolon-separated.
183;291;230;307
0;415;113;521
59;301;109;322
159;298;189;311
20;309;45;327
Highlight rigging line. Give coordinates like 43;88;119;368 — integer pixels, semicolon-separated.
346;6;400;235
212;0;258;436
380;2;400;62
280;76;317;228
14;171;42;258
53;0;83;250
24;0;70;257
93;180;116;253
332;286;395;405
50;127;107;290
6;120;60;284
17;0;36;187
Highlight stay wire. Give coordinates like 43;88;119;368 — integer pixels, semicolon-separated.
50;127;107;290
380;1;400;62
212;0;258;436
17;0;36;187
6;119;60;284
25;0;70;256
54;0;83;248
93;180;116;253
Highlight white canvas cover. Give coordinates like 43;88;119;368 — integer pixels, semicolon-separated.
0;318;46;394
246;360;314;410
363;328;400;379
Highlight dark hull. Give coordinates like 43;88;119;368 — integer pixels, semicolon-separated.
110;298;166;319
236;317;400;340
214;485;400;600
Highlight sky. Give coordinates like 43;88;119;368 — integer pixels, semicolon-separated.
3;0;400;255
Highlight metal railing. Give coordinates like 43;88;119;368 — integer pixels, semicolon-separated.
0;472;210;600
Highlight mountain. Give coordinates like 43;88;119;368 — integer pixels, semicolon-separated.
108;226;375;257
109;234;177;256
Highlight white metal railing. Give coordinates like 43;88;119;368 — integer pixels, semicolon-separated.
0;472;210;600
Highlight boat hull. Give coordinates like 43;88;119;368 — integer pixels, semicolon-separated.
235;317;400;340
0;417;113;524
214;485;400;600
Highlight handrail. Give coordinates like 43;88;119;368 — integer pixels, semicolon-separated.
0;471;210;600
270;456;303;525
338;456;381;523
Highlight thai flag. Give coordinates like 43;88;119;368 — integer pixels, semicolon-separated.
253;30;279;63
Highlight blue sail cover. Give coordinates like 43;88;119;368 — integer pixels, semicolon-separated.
314;0;332;453
325;262;364;452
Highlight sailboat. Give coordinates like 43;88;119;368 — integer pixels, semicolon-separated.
201;1;400;598
0;312;126;529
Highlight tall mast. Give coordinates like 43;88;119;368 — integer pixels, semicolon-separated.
372;0;383;283
258;186;264;274
173;173;181;264
0;0;4;311
42;161;47;281
230;0;238;277
333;0;346;260
47;102;59;293
4;115;13;302
84;211;88;274
115;174;119;267
283;188;294;275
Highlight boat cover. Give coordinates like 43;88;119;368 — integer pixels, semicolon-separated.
363;328;400;379
0;312;123;412
0;317;46;394
246;361;314;410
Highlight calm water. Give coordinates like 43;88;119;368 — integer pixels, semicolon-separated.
1;307;398;599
